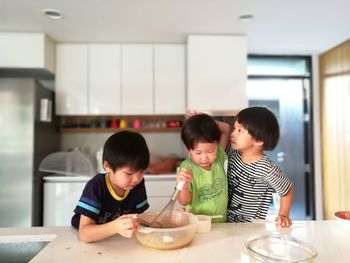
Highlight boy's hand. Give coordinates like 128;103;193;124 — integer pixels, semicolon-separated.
115;214;139;238
275;215;292;228
177;207;192;213
177;168;192;189
185;110;200;119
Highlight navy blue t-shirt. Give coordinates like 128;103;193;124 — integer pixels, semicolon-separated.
71;173;149;228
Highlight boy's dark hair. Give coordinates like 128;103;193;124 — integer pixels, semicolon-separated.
102;131;150;172
236;107;279;151
181;114;221;150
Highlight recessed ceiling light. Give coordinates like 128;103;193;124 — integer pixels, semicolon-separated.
238;14;254;20
42;9;63;20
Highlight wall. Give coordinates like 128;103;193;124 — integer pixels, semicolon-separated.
319;39;350;219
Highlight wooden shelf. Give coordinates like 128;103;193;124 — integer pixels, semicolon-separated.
60;127;182;133
59;115;184;133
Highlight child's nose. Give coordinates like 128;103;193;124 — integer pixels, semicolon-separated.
202;154;210;161
132;173;143;183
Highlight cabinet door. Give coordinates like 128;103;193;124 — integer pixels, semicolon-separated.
144;178;180;212
121;45;153;115
89;44;121;115
43;182;86;226
56;44;88;115
154;45;186;114
187;35;248;112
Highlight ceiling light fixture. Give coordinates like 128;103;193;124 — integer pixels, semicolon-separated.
238;14;254;20
42;9;63;20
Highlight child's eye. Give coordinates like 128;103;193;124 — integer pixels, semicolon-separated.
125;169;138;176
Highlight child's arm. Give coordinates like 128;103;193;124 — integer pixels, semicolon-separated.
276;185;294;227
186;110;232;150
215;120;231;149
176;168;192;206
78;214;139;243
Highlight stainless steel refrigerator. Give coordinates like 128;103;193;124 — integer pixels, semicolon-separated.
0;78;60;227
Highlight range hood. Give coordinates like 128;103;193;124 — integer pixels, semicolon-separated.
0;32;55;79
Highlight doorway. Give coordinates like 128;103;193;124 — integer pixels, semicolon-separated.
247;56;314;220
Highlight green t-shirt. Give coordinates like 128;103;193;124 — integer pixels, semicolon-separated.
179;145;228;223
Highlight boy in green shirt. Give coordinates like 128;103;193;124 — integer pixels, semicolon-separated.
177;113;231;222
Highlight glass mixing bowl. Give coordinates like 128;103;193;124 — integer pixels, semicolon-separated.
136;211;198;250
245;234;318;263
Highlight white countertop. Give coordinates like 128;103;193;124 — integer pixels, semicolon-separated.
43;174;176;182
1;220;349;262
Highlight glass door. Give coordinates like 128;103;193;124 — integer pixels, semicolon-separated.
247;78;307;220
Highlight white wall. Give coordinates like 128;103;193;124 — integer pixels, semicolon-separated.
60;132;186;171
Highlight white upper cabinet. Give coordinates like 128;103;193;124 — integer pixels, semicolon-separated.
0;32;55;73
89;44;121;115
121;45;154;115
56;44;88;115
55;43;186;116
187;35;248;113
56;44;122;115
154;44;185;114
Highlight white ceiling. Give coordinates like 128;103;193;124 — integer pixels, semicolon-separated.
0;0;349;55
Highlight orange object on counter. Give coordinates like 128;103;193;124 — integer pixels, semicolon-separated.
146;156;179;175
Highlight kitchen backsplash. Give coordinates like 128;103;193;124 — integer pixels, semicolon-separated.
61;132;186;171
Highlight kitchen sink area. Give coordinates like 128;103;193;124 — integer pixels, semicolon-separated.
0;235;55;263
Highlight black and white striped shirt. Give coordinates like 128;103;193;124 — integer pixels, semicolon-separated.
226;148;292;223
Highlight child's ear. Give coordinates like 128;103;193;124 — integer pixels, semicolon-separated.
103;161;111;172
254;140;264;147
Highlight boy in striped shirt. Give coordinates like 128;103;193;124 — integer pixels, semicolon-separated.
225;107;294;227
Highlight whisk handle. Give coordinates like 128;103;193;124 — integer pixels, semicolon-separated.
171;181;185;200
176;181;185;190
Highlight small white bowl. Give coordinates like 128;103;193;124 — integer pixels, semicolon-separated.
335;211;350;229
195;215;212;233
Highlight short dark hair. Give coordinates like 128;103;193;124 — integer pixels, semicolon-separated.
236;107;279;150
181;114;221;150
102;131;150;172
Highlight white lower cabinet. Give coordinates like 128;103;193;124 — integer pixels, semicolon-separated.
43;177;88;227
43;175;177;226
144;176;179;212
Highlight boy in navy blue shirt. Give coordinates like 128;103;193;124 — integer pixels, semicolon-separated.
72;131;150;242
